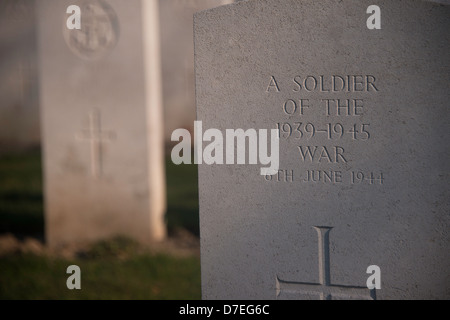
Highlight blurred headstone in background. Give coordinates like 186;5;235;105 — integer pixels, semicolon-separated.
159;0;234;145
0;0;237;152
0;0;39;153
195;0;450;299
37;0;166;248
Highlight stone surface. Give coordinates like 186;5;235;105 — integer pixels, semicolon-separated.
0;0;40;152
195;0;450;299
37;0;166;248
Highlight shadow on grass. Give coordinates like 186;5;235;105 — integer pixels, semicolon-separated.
0;151;44;237
165;160;199;237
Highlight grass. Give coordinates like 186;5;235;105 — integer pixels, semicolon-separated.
0;150;201;300
0;246;201;300
0;151;44;237
0;253;201;300
166;160;199;236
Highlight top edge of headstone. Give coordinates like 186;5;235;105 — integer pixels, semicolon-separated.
194;0;449;22
193;0;237;19
193;0;260;19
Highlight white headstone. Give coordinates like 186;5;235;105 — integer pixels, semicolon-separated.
159;0;234;143
0;0;39;152
37;0;166;247
195;0;450;299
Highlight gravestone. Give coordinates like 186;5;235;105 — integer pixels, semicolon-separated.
195;0;450;299
0;0;40;152
159;0;234;143
37;0;166;247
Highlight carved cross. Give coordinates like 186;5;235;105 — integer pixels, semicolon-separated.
276;227;376;300
76;109;115;178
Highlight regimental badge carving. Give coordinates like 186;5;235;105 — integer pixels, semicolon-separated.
63;0;119;60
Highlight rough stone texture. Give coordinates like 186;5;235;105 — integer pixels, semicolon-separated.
195;0;449;299
37;0;166;248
